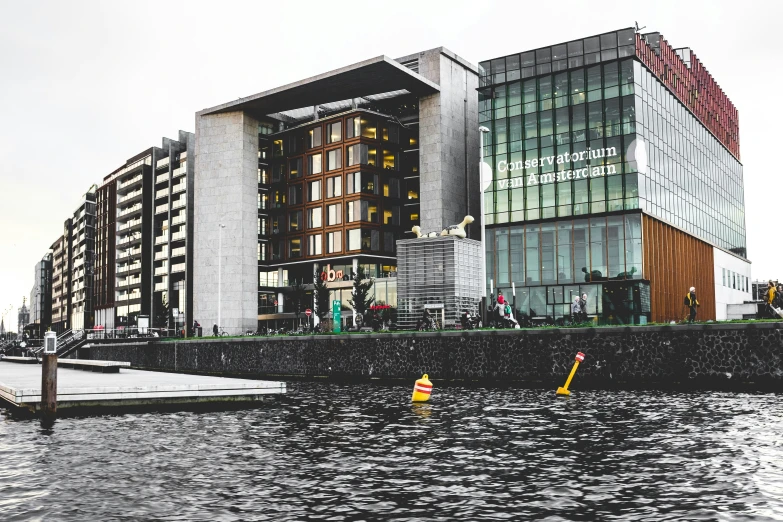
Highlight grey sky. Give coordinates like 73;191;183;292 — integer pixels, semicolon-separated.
1;0;779;331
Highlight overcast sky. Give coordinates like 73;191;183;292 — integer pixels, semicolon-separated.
1;0;779;331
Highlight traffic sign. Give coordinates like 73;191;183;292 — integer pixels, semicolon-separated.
305;308;312;317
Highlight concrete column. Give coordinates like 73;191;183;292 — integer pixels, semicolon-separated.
417;49;480;238
193;111;259;335
277;292;284;313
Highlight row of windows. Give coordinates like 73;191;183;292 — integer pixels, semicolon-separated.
260;202;402;233
261;229;397;261
267;115;406;158
265;145;403;179
480;29;637;85
721;268;749;293
259;174;415;208
485;173;639;224
486;214;643;288
480;60;635;119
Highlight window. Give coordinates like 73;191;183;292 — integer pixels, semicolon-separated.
308;154;322;175
326;148;342;171
327;121;342;143
347;172;378;194
288;237;302;258
382;150;397;170
258;168;269;184
308;234;322;256
384;206;400;225
289;158;302;179
361;229;379;251
361;117;376;139
272;189;286;208
272;164;285;183
722;268;726;287
307;207;322;228
347;200;378;223
382;125;399;143
308;180;321;202
289;210;302;231
308;127;322;148
407;178;420;200
258;122;274;135
327;231;342;253
326;203;341;226
288;184;302;205
273;140;283;157
347;229;361;250
326;175;342;198
383;177;400;198
384;231;396;253
348;144;376;166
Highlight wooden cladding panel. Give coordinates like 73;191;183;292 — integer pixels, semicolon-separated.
642;214;715;323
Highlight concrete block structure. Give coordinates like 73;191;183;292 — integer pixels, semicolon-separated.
194;48;479;333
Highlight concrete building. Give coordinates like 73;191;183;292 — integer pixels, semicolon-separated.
94;131;195;333
28;253;53;337
193;48;479;333
49;220;72;333
69;186;97;330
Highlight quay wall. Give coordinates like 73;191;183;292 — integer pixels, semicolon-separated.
90;323;783;390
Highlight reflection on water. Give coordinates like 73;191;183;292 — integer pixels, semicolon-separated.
1;383;782;521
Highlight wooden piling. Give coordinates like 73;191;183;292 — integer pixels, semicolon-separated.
41;354;57;416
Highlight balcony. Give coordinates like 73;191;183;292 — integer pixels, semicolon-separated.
154;265;169;276
171;230;186;242
117;219;142;232
155;188;169;200
156;172;169;184
171;198;186;210
154;281;168;292
173;164;186;178
155;203;168;215
172;181;186;195
118;203;142;218
118;188;143;204
155;233;169;245
171;263;186;273
171;246;186;258
156;156;170;170
171;213;186;226
117;173;143;190
155;250;168;261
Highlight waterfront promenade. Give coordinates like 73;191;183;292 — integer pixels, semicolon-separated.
90;321;783;391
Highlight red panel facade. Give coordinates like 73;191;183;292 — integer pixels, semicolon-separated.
636;33;740;160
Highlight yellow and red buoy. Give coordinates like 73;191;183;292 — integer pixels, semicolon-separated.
412;374;433;402
556;352;585;396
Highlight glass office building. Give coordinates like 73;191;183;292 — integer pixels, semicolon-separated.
479;28;748;324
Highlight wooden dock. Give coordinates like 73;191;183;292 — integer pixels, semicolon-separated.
0;360;286;412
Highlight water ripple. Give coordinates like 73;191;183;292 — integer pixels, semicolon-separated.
1;385;782;521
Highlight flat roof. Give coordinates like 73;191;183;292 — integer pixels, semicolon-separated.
198;55;440;119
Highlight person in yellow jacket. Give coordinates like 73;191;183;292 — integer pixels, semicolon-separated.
765;281;777;318
683;287;699;323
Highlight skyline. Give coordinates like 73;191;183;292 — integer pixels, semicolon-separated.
2;0;780;331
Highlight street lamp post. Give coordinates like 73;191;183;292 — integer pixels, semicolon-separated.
218;223;226;334
479;126;491;323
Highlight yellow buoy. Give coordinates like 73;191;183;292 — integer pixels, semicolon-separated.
412;374;433;402
556;352;585;396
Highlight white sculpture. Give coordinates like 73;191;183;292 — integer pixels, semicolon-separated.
411;226;439;238
440;215;474;238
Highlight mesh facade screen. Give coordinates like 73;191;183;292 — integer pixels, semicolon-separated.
397;236;482;329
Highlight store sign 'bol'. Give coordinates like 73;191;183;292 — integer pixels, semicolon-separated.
320;264;343;282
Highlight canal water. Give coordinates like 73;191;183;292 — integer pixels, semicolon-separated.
1;383;782;521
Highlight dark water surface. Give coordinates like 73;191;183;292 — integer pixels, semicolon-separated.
2;383;782;521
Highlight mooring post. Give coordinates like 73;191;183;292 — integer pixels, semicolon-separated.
41;331;57;416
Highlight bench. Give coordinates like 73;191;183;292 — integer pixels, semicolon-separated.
57;359;131;373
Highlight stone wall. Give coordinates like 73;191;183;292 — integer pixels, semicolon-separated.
90;323;783;390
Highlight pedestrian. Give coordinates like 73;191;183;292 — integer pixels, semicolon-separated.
684;287;699;323
580;293;588;322
497;290;505;305
765;281;777;318
213;323;219;337
571;295;581;322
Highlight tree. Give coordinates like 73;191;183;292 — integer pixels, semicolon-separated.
313;271;331;321
155;297;170;329
290;280;307;325
348;267;374;320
